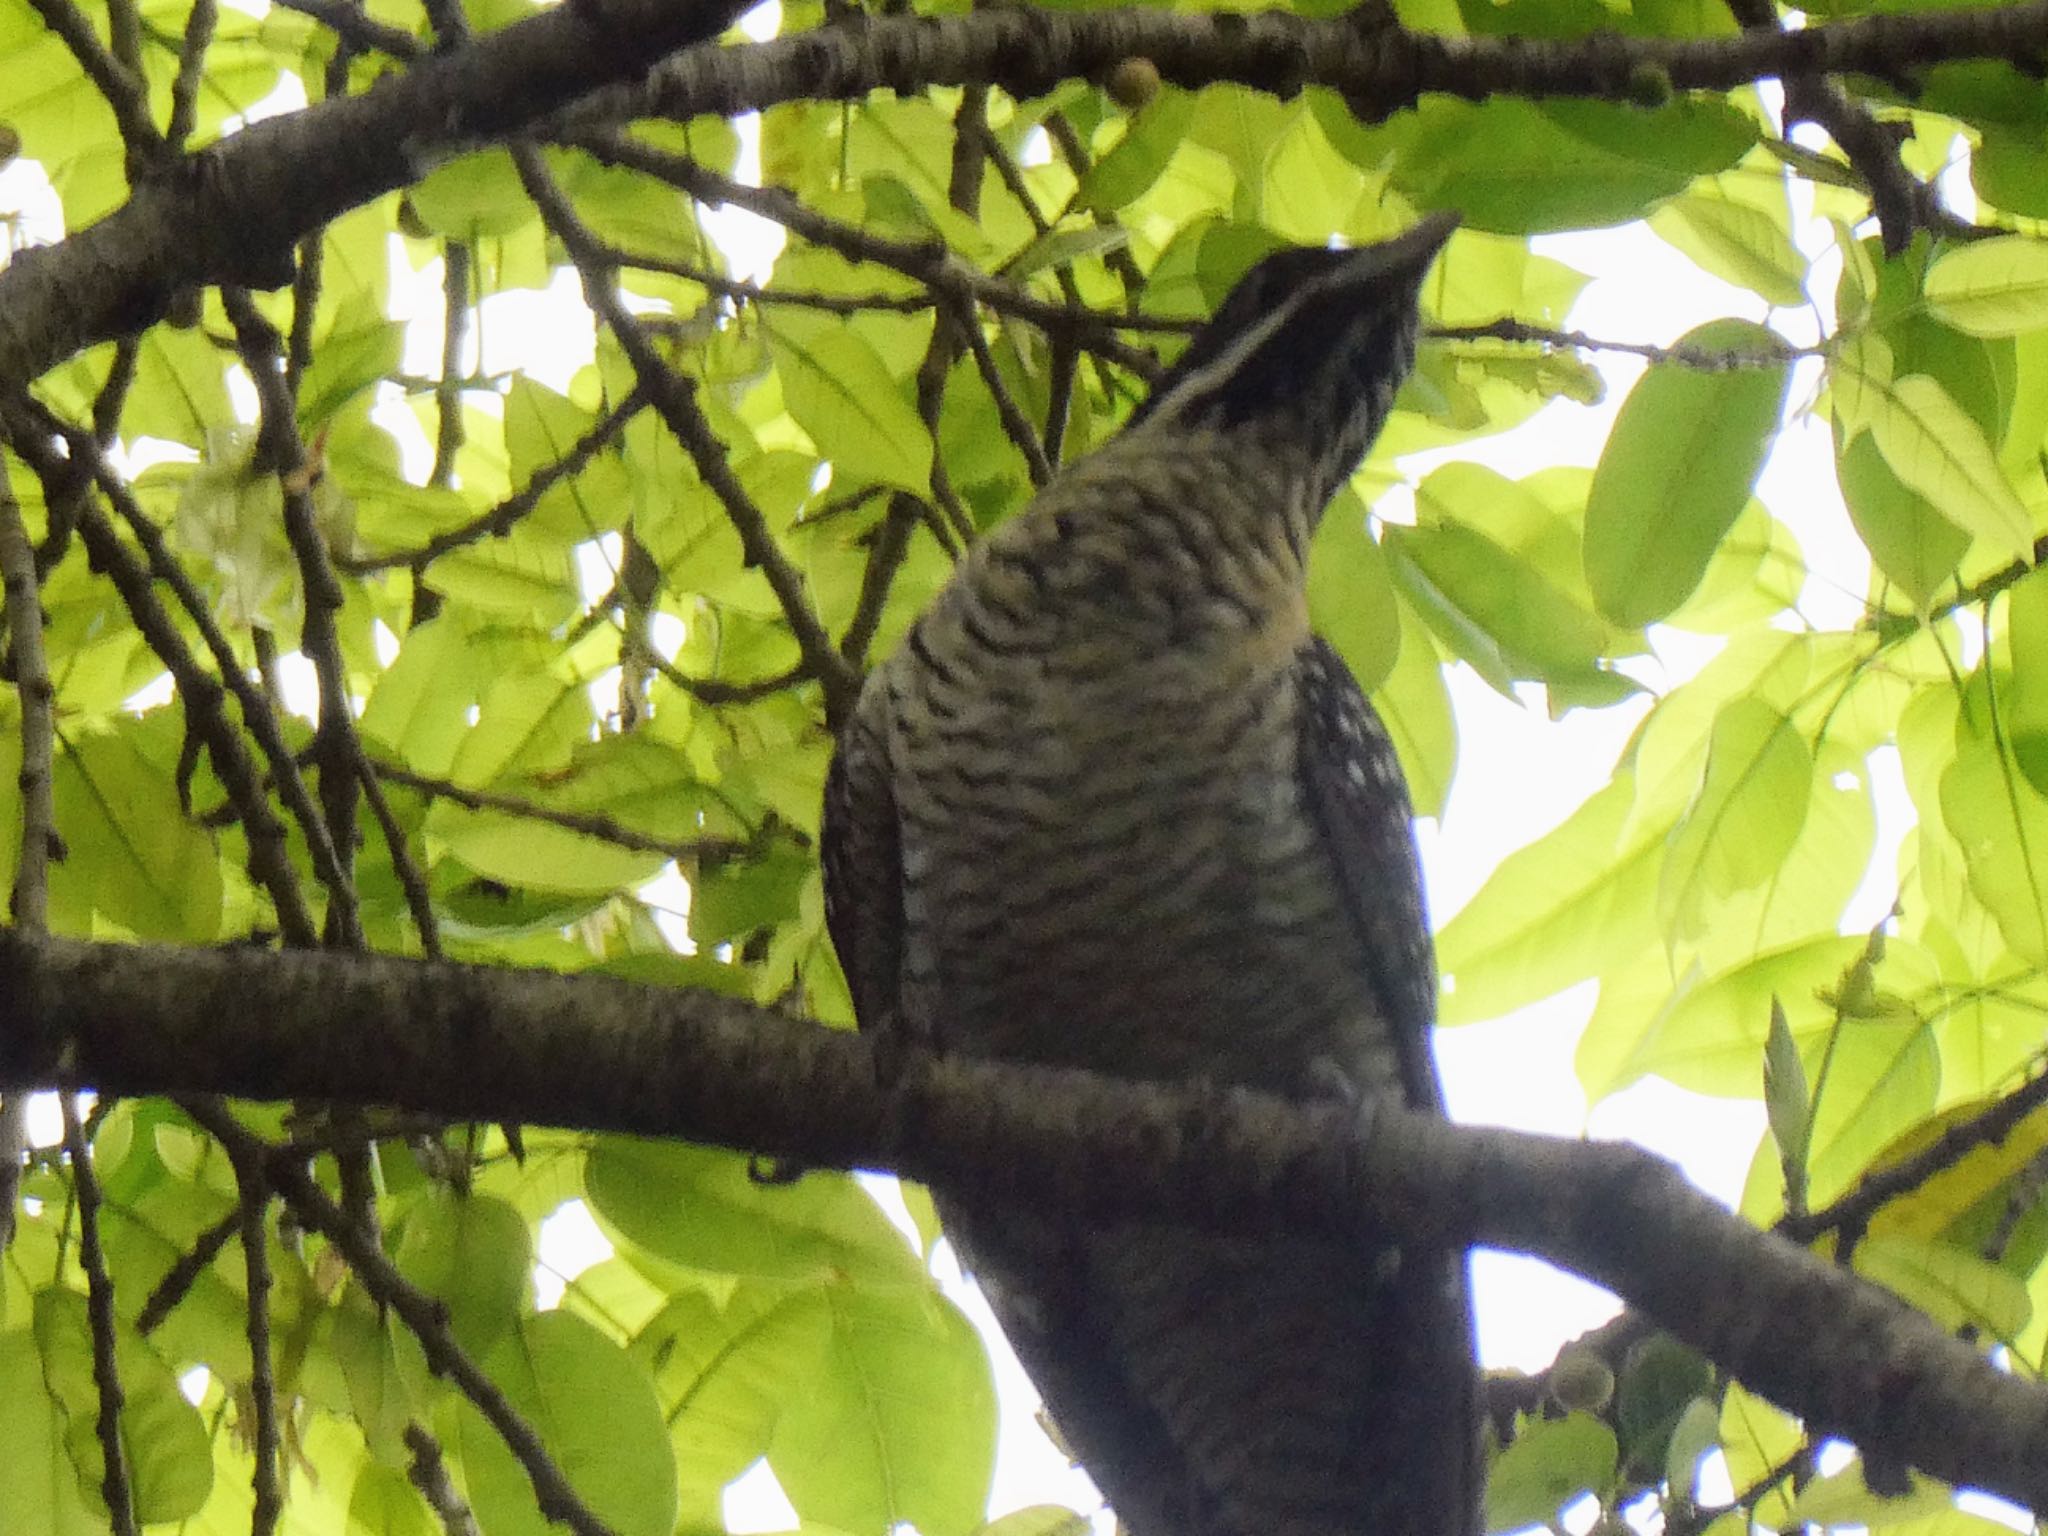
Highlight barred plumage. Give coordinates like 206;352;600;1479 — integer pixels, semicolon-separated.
822;214;1477;1536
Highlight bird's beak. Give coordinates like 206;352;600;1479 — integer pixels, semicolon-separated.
1375;210;1461;284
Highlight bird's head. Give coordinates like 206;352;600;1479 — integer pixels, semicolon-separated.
1126;213;1458;511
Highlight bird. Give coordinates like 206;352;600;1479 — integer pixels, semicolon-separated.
820;212;1478;1536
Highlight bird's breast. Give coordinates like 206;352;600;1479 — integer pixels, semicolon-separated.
889;620;1387;1094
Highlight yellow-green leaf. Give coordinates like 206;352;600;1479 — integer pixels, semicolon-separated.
1924;235;2048;338
1867;373;2034;562
768;313;934;494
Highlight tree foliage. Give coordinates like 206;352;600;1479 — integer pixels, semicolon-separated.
3;0;2048;1532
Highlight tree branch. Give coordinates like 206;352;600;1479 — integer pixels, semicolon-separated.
183;1099;619;1536
2;930;2046;1514
582;4;2048;135
9;0;2042;388
0;0;757;385
60;1092;140;1536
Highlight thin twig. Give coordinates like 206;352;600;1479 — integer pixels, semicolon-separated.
562;134;1175;375
61;1093;140;1536
134;1207;241;1335
3;409;322;945
839;495;920;671
406;1422;484;1536
1431;317;1811;370
196;1106;284;1536
1722;0;1930;256
0;456;52;1254
1777;1057;2048;1244
953;296;1054;487
647;653;810;707
369;759;747;863
7;403;345;938
166;0;219;151
1;457;56;933
222;287;367;949
1869;529;2048;643
355;753;445;957
185;1102;619;1536
512;147;865;728
1043;110;1148;307
272;0;420;57
432;243;474;491
342;384;651;572
612;246;931;315
23;0;163;161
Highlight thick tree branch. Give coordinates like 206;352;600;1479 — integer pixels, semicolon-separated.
9;0;2045;389
2;930;2046;1514
0;0;755;386
584;4;2048;133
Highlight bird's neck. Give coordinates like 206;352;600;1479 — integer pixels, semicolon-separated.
994;427;1323;653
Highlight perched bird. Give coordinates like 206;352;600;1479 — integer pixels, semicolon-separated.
821;214;1477;1536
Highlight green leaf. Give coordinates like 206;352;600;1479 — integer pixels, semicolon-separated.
1004;226;1130;282
125;325;234;446
1664;1397;1722;1502
1764;995;1811;1210
433;526;582;626
1806;981;1943;1210
2006;571;2048;798
1585;318;1790;626
1941;686;2048;962
450;1311;676;1536
584;1139;922;1286
1660;697;1811;940
768;1283;998;1536
1924;236;2048;337
411;149;537;239
297;305;404;429
1396;97;1753;234
1856;1235;2033;1340
425;800;668;895
1719;1384;1801;1527
1837;427;1972;609
1308;491;1400;694
1077;94;1197;212
50;721;223;943
448;670;589;785
633;1284;812;1515
1372;599;1456;820
1383;520;1618;702
348;1461;439;1536
1649;191;1807;308
1483;1412;1617;1533
1616;1334;1711;1479
768;312;934;493
0;1331;100;1536
360;617;483;776
34;1287;213;1523
1786;1459;1961;1530
1437;774;1664;1024
975;1507;1095;1536
1976;126;2048;221
1865;373;2034;563
393;1189;532;1359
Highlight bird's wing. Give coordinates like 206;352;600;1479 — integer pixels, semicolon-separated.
820;687;906;1043
1294;634;1444;1109
1295;632;1482;1536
